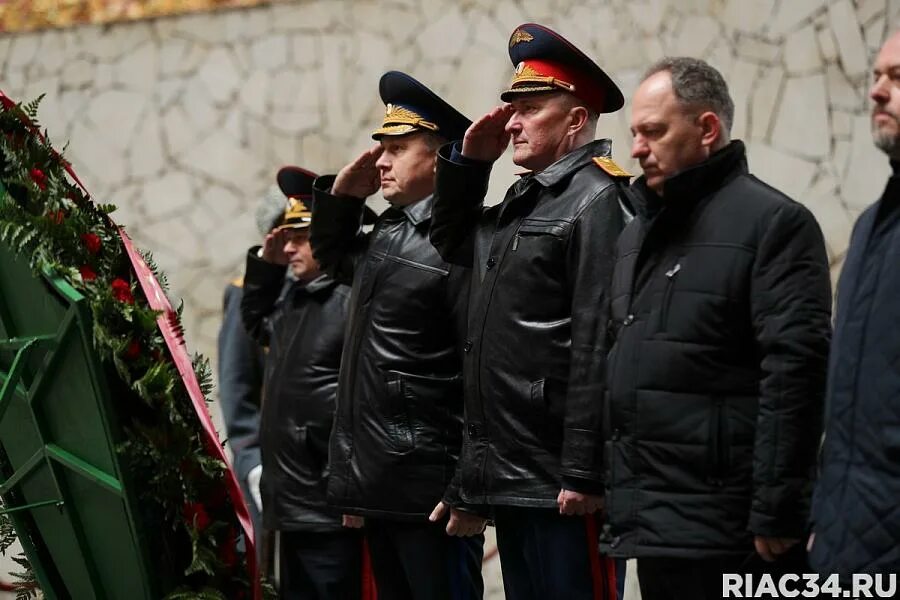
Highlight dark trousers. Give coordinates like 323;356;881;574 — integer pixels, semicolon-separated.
365;517;485;600
638;544;809;600
494;506;620;600
278;529;362;600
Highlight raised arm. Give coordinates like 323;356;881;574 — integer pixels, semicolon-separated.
309;145;382;284
430;106;513;266
240;238;288;346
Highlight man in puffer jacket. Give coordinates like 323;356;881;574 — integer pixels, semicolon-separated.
809;30;900;585
603;57;832;599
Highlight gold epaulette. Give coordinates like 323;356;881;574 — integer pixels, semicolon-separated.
592;156;631;179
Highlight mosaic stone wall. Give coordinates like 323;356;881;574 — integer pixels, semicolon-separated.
1;0;895;370
1;1;896;597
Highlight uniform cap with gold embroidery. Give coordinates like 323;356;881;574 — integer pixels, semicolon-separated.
501;23;623;114
372;71;471;141
275;166;317;229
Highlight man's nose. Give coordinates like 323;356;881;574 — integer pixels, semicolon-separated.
871;74;891;105
504;114;522;135
631;136;649;159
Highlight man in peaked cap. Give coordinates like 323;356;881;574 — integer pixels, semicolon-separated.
310;71;485;599
429;23;628;599
240;167;364;599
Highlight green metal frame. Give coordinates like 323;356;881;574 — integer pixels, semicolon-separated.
0;217;157;598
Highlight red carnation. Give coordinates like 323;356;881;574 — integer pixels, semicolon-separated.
110;278;134;304
124;339;141;360
30;168;47;190
79;265;97;282
183;502;211;532
46;210;65;224
81;233;101;255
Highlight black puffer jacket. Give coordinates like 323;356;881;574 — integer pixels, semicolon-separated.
430;139;627;507
241;251;349;531
602;141;831;558
810;162;900;578
310;178;471;520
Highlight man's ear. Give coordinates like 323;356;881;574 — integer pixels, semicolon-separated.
697;111;722;149
568;105;590;136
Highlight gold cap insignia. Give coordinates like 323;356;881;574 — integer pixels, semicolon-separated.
592;156;632;179
279;197;313;229
372;103;439;138
509;29;535;47
508;62;575;93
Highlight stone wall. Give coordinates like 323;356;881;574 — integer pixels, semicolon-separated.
1;0;894;367
2;1;895;597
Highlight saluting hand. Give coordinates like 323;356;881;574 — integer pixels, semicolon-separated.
260;228;289;265
332;144;383;199
461;104;514;163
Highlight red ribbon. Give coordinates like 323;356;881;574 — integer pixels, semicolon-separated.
119;229;259;597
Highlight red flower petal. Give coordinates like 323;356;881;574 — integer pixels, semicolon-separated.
182;502;211;532
80;233;101;255
29;168;47;190
79;265;97;281
124;339;141;360
110;278;134;304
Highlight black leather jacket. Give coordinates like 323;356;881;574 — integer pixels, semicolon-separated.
310;177;472;520
240;252;350;531
430;139;627;507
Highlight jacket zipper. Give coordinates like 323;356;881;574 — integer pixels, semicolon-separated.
658;261;681;331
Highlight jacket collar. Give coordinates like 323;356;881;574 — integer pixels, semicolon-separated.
632;140;748;219
382;194;433;227
532;139;612;188
300;273;338;295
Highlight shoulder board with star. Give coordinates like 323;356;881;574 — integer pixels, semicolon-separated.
592;156;631;179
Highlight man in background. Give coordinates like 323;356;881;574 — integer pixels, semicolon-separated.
241;168;361;599
809;30;900;581
217;185;285;539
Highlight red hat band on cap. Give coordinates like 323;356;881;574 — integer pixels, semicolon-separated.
509;58;606;113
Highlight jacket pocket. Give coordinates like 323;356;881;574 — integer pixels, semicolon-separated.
512;219;572;251
383;371;463;453
383;371;416;452
707;399;729;486
657;258;682;332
